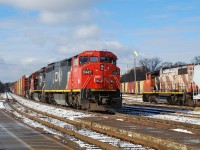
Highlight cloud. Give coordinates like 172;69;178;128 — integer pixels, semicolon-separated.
0;57;5;65
180;16;200;23
73;25;101;39
57;39;129;56
0;0;99;24
133;26;200;37
0;0;132;82
39;10;91;24
2;0;199;83
0;0;97;12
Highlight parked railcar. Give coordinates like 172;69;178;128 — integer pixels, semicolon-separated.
143;64;200;106
120;81;145;94
120;66;147;94
11;50;122;111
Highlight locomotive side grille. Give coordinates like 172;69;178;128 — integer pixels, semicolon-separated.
178;68;187;75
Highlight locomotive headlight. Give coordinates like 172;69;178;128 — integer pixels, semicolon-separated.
110;80;114;84
95;79;100;83
100;64;104;71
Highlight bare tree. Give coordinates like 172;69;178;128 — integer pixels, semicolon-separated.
173;61;186;67
192;56;200;64
160;62;173;68
139;57;162;72
0;81;5;93
139;58;149;70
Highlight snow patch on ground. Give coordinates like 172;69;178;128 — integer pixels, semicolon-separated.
116;118;124;121
150;114;200;125
123;94;143;103
0;101;5;109
171;129;194;134
11;93;94;120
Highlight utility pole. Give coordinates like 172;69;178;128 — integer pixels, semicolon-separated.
134;50;138;100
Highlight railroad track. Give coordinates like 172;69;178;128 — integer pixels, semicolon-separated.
122;94;200;111
120;104;200;119
5;92;152;150
119;105;177;115
114;105;200;136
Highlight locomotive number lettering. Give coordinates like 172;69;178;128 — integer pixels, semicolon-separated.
112;71;120;75
83;70;93;74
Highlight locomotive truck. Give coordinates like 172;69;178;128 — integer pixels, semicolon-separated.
10;50;122;111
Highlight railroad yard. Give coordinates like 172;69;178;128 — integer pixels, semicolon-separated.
1;1;200;150
0;92;199;150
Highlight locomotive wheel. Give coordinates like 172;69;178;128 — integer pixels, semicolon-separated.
148;95;155;103
167;97;172;104
41;94;46;103
51;95;57;105
174;96;182;105
76;94;82;109
142;94;148;102
67;95;75;107
170;95;177;105
48;94;54;104
184;95;194;106
67;93;81;109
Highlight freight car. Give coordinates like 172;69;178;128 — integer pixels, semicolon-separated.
120;66;148;94
10;50;122;111
143;64;200;106
10;75;28;97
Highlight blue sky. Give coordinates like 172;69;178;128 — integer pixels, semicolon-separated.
0;0;200;82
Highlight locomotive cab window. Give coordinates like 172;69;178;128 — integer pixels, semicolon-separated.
100;56;116;65
68;59;72;66
90;56;98;62
100;56;108;62
109;58;116;65
80;56;88;65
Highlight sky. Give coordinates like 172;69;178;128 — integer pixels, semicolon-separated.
0;0;200;83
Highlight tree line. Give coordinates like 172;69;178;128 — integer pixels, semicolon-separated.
0;81;10;93
139;55;200;72
0;81;5;93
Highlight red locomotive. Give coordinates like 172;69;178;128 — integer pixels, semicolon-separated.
120;64;200;106
143;64;200;106
10;50;122;111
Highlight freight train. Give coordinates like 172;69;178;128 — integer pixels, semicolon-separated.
121;64;200;106
10;50;122;111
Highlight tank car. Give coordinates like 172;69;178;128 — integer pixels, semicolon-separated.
12;50;122;111
143;64;200;106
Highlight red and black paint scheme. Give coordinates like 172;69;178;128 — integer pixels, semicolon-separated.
10;50;122;111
